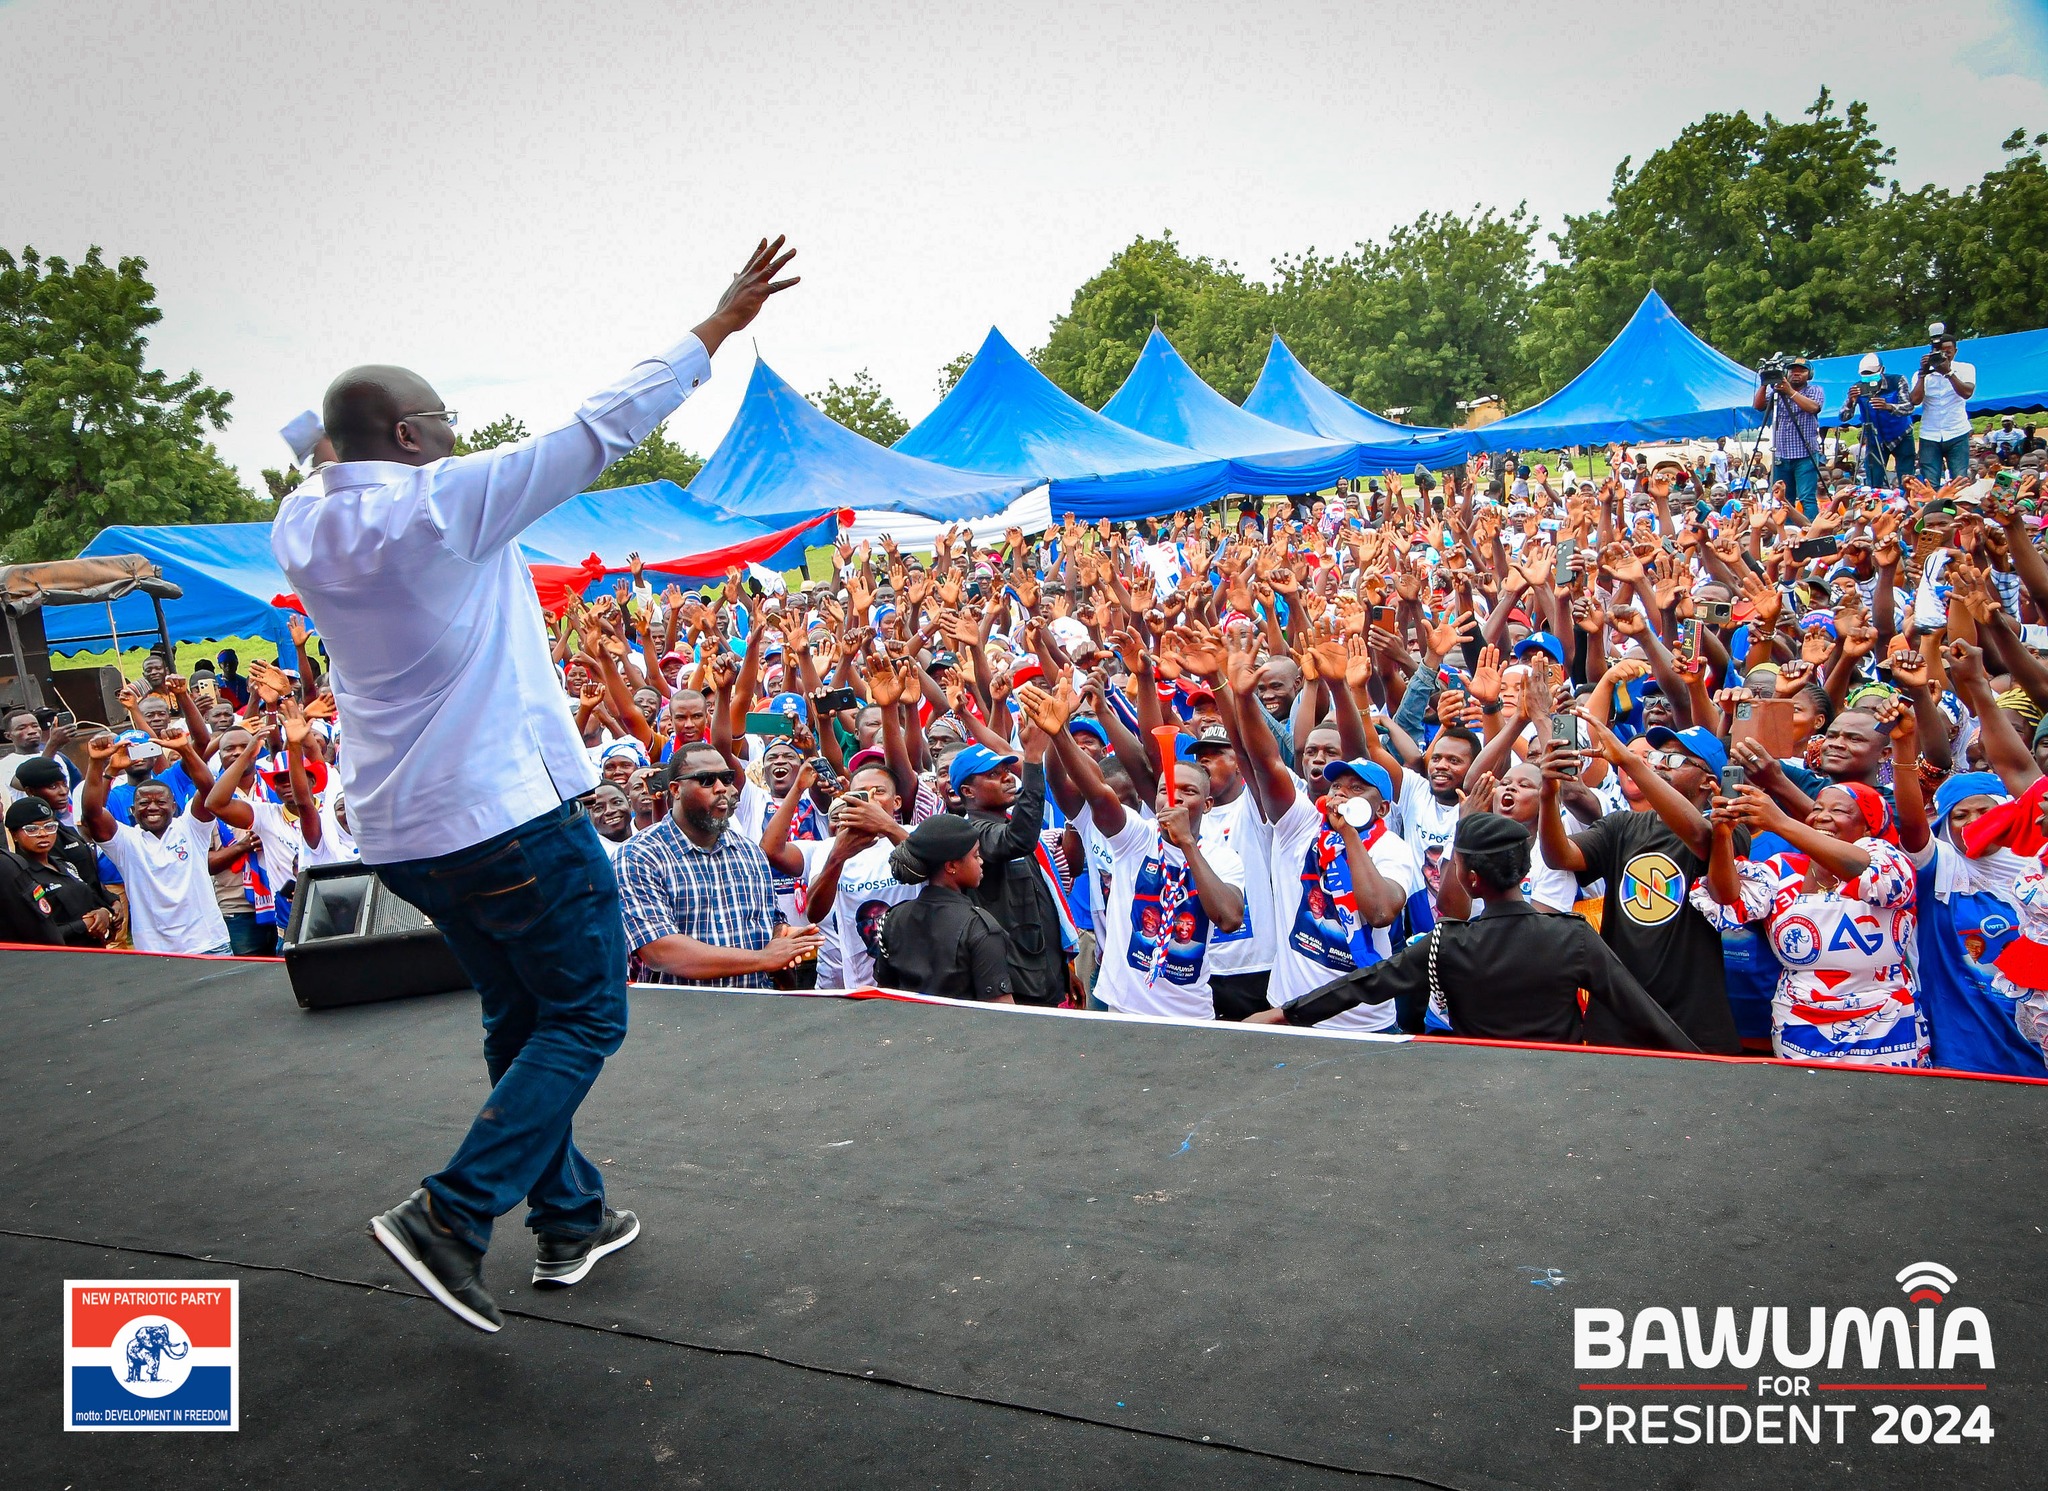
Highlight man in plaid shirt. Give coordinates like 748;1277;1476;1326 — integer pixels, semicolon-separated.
616;745;822;987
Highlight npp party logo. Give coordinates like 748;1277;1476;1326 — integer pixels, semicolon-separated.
64;1279;238;1431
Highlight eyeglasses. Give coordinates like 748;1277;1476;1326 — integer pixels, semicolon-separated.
400;409;459;431
676;769;738;789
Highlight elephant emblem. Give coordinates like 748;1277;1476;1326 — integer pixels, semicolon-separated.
124;1322;189;1383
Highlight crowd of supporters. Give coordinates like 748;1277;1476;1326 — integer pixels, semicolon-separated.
7;421;2048;1076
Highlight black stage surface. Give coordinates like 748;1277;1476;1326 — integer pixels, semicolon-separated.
4;946;2043;1489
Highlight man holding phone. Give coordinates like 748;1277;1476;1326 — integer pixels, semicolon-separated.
274;238;798;1334
2;707;82;811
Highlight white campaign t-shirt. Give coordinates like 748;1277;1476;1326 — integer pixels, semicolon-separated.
1395;770;1459;920
812;837;919;990
1264;783;1418;1029
1918;361;1976;442
1092;812;1221;1020
1077;799;1153;934
2;749;83;815
1200;787;1274;977
100;809;230;954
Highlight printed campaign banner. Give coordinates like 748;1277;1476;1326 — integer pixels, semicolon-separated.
64;1279;239;1431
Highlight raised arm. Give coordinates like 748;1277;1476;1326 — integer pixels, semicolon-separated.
80;734;121;844
427;240;795;562
204;733;265;831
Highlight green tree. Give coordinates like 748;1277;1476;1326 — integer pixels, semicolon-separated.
1953;129;2048;335
935;350;975;397
1272;205;1539;423
0;246;267;562
808;369;910;446
261;464;304;500
1521;90;1896;386
453;414;530;455
1035;233;1268;407
588;421;704;490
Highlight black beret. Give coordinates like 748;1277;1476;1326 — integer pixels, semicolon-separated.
12;756;65;791
904;813;979;863
6;795;58;832
1454;811;1532;858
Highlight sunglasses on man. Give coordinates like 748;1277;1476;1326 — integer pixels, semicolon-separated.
674;768;738;789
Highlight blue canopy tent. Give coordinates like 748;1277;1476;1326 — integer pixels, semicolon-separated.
894;328;1231;521
1098;327;1358;492
689;358;1029;524
45;523;299;659
1812;326;2048;427
1240;334;1471;471
515;479;824;572
44;483;833;656
1468;291;1763;453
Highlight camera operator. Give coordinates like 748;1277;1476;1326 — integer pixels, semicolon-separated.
1751;353;1823;519
1910;325;1976;483
1838;352;1916;490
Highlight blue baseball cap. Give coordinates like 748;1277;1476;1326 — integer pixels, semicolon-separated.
1512;631;1566;666
1644;724;1727;778
115;728;153;747
768;692;807;720
1323;757;1393;799
1067;717;1110;748
948;743;1020;792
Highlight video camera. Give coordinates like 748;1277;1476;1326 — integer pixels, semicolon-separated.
1757;353;1790;386
1921;321;1953;375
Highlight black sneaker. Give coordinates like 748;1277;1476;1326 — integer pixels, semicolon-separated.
369;1189;503;1333
531;1208;640;1289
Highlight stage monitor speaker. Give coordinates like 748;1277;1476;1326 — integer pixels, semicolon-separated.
281;861;472;1010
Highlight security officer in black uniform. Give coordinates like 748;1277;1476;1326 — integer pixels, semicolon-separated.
874;814;1015;1002
1250;813;1698;1051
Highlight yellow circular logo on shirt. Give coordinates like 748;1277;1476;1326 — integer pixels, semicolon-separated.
1619;851;1686;926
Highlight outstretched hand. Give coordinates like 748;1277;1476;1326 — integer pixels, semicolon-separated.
694;237;800;357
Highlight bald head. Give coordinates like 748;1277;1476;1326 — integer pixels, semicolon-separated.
323;365;455;465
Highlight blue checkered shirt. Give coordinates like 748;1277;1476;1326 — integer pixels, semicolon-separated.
1771;382;1822;460
614;814;780;988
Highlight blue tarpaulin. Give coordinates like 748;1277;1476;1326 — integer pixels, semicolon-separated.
1811;327;2048;427
1469;291;1764;453
895;328;1231;521
45;481;829;656
1099;327;1358;493
48;523;300;658
515;479;822;571
1241;335;1472;473
690;358;1028;524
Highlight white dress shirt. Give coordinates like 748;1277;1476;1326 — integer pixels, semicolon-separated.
272;336;712;863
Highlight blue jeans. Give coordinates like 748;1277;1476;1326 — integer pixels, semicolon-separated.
1861;432;1914;490
1775;454;1820;518
1920;433;1970;483
375;802;628;1254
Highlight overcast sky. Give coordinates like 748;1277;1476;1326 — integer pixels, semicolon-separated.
5;0;2045;489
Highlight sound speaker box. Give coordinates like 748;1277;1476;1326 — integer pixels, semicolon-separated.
281;861;472;1010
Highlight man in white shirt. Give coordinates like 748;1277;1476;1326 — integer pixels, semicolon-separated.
273;237;797;1335
80;730;230;955
1030;687;1243;1020
1912;329;1978;484
1187;724;1275;1020
801;764;917;989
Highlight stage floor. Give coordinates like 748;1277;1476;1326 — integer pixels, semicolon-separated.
3;947;2041;1489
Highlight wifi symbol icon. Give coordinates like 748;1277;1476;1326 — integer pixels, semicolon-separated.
1895;1260;1957;1304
